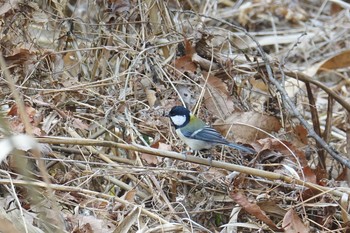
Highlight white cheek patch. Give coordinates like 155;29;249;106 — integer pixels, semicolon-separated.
170;115;187;126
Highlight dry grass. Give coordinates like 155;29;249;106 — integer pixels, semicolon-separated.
0;0;349;232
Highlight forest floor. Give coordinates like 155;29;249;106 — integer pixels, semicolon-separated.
0;0;350;232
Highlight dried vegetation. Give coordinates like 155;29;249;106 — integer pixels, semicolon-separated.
0;0;350;232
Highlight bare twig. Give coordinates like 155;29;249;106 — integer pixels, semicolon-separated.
285;71;350;112
306;82;326;169
0;54;65;232
36;136;350;197
172;10;350;169
0;178;169;225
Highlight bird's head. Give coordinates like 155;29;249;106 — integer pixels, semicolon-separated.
168;106;190;128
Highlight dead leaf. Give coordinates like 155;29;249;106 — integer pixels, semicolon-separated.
124;189;136;203
4;49;36;66
257;138;308;167
177;85;197;108
140;141;170;165
230;191;279;231
114;206;140;233
158;142;172;151
214;112;281;143
202;167;228;182
72;118;89;130
140;152;159;165
77;223;93;233
282;209;309;233
174;38;197;75
145;89;157;107
340;193;349;225
112;189;137;213
293;124;308;145
0;217;21;233
204;72;235;119
174;54;197;74
258;201;287;217
110;0;131;14
320;50;350;70
304;50;350;76
0;0;20;17
7;104;42;135
249;77;269;92
66;214;115;233
8;104;36;121
302;166;317;184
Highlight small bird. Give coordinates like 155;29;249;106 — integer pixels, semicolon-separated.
168;106;255;154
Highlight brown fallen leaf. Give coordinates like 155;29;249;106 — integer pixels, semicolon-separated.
7;103;43;135
174;38;197;75
258;200;287;217
214;112;281;143
140;141;170;165
145;89;157;107
292;124;308;145
282;209;309;233
257;138;308;167
304;50;350;77
230;191;279;231
72;118;89;130
203;72;235;119
0;0;20;16
3;48;36;66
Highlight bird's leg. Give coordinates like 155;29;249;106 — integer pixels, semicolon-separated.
206;152;214;168
181;149;193;159
207;153;213;164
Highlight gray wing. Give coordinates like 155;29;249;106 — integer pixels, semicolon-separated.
182;126;229;145
181;125;256;153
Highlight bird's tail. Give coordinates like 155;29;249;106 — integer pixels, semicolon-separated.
226;143;256;154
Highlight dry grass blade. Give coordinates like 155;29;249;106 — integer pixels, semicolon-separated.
0;0;349;232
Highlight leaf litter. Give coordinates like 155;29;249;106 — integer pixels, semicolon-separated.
0;0;349;232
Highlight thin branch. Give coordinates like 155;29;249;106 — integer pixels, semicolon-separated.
37;136;349;197
0;178;169;225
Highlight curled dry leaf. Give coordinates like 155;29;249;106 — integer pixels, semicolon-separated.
66;215;115;233
257;138;308;167
174;39;196;75
72;118;89;130
3;48;37;67
177;85;197;108
113;206;140;233
0;0;20;16
145;89;157;107
282;209;309;233
140;141;170;165
304;50;350;77
230;191;279;231
293;124;308;145
203;72;234;119
257;200;287;217
214;111;281;143
7;104;43;136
